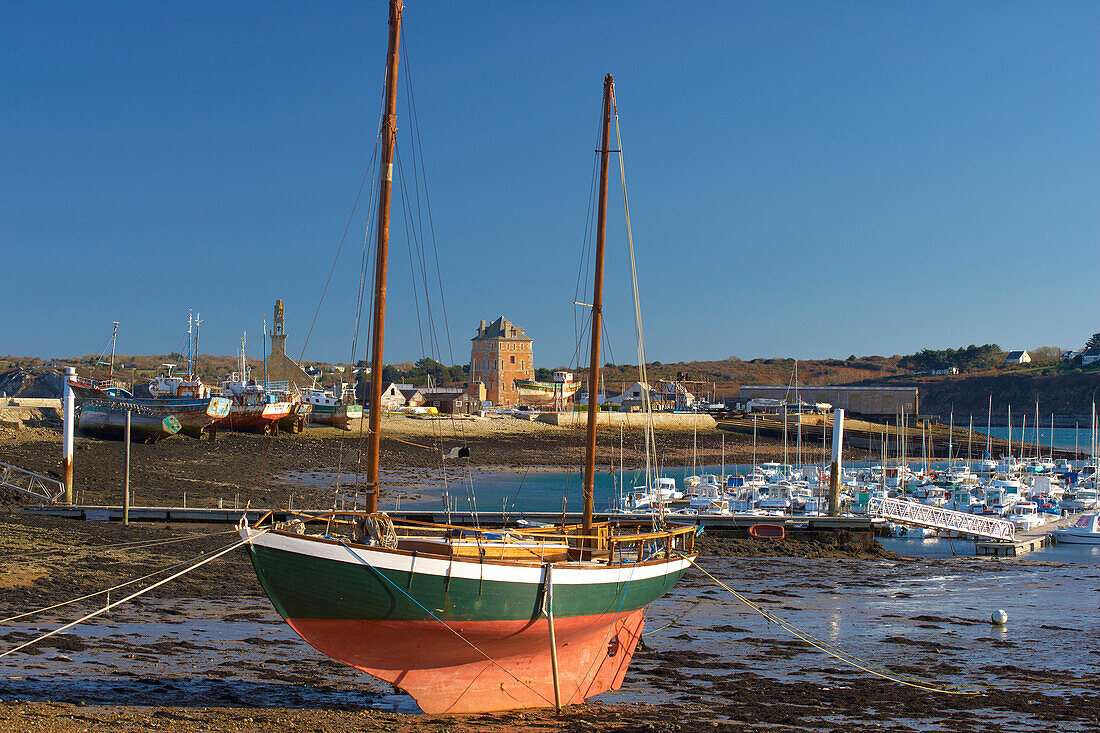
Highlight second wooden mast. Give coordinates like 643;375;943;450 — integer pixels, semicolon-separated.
582;73;614;538
365;0;403;515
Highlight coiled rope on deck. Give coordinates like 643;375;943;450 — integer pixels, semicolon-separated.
682;555;983;696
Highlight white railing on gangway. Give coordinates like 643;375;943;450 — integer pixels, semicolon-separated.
0;461;66;504
867;496;1015;542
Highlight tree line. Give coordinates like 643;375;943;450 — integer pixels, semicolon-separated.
897;344;1002;373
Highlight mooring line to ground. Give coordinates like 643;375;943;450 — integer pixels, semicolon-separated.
0;537;247;625
682;555;983;696
641;598;706;637
1;528;239;560
0;530;265;660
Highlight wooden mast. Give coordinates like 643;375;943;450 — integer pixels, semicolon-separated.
365;0;403;515
582;74;614;538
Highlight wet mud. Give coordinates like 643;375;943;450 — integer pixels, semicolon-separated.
0;512;1098;731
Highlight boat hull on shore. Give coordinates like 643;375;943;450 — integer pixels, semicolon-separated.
309;403;363;430
77;402;181;442
222;402;292;433
241;525;691;713
68;376;229;438
515;379;579;408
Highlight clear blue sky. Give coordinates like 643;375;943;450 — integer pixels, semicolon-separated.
4;1;1099;369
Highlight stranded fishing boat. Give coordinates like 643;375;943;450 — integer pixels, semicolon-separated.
240;9;694;713
75;388;182;442
514;371;580;409
68;317;230;439
69;373;226;441
145;365;232;437
303;386;363;429
220;335;291;433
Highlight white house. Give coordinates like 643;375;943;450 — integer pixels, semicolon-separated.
1003;350;1031;365
1080;348;1100;366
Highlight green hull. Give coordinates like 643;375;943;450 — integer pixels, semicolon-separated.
248;539;686;622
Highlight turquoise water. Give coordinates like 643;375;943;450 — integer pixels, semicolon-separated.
973;426;1096;454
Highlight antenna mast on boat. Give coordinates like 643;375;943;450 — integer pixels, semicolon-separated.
109;321;118;380
187;310;193;380
364;0;403;515
194;313;202;378
581;73;614;539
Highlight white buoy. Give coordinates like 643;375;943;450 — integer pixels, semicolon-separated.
991;609;1008;625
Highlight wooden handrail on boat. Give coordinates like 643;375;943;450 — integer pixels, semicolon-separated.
255;510;696;562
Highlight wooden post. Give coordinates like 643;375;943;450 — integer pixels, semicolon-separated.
62;367;75;504
123;410;131;525
829;409;845;516
543;564;562;711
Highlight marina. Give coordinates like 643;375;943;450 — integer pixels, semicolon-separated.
3;0;1100;730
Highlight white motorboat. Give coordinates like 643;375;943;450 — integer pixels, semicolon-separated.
1007;501;1043;530
1052;513;1100;545
1064;488;1099;512
759;483;793;513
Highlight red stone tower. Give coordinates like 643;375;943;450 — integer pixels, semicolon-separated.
469;317;534;407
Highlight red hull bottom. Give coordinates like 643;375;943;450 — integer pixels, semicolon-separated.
287;610;647;714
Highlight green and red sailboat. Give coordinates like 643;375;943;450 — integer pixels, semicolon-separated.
239;0;694;714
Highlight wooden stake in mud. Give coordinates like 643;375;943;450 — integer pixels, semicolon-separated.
543;563;562;711
62;367;75;505
582;73;614;540
364;0;403;515
123;410;131;525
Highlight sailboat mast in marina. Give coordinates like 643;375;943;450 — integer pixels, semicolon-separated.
238;1;696;714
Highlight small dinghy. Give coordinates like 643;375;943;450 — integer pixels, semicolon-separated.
749;523;786;540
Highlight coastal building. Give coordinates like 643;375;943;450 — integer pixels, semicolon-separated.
739;385;918;421
654;381;696;410
422;387;478;414
399;387;426;408
1081;348;1100;366
376;382;409;411
1003;350;1031;365
469;317;534;407
265;299;315;389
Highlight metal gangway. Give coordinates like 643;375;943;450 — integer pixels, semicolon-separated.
0;461;66;504
867;496;1015;542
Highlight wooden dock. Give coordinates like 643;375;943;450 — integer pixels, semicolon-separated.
22;504;884;535
973;513;1079;557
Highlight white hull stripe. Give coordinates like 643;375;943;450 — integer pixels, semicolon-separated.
243;528;692;586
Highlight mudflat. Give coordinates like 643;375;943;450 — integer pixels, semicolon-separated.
1;421;1097;732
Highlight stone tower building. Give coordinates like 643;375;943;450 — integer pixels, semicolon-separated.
469;316;533;407
265;299;314;389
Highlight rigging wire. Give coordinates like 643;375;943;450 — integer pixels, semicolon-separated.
0;528;238;561
0;532;264;660
0;536;246;625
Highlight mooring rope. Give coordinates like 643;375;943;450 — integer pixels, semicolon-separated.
0;537;247;625
335;539;554;706
683;555;983;696
641;597;706;637
0;531;264;660
1;528;239;560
